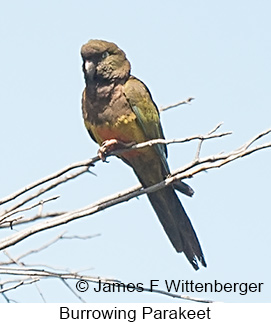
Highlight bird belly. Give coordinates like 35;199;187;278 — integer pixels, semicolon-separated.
88;116;159;164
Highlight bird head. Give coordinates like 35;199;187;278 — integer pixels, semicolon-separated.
81;40;131;84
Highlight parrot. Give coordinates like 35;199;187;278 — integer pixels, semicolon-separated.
80;39;206;270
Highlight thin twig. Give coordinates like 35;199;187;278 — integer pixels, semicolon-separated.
0;278;40;293
0;231;100;266
9;231;67;263
0;195;60;225
0;167;89;218
16;263;95;273
0;212;65;228
140;286;212;303
159;97;195;112
61;279;86;303
114;130;232;155
34;281;47;302
0;162;95;206
0;266;120;283
62;233;101;240
239;128;271;151
195;122;225;161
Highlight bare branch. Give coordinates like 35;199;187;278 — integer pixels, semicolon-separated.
0;128;270;251
0;128;230;217
0;266;212;303
139;285;212;303
0;231;100;266
0;195;60;226
4;232;67;265
0;167;90;218
34;281;46;302
0;159;97;206
0;211;65;228
61;279;86;303
0;125;231;225
62;233;101;240
117;129;232;153
238;128;271;151
159;97;195;112
16;263;95;273
0;125;231;231
208;122;224;135
195;122;225;160
0;266;119;284
0;278;40;294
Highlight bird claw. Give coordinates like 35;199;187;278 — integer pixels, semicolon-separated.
98;139;135;162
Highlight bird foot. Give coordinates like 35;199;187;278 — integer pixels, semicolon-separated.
98;139;135;162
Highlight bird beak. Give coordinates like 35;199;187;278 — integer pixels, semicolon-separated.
84;60;96;81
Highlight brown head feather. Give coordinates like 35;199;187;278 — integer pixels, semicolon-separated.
81;39;131;83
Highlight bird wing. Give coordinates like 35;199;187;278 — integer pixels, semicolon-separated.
123;76;169;173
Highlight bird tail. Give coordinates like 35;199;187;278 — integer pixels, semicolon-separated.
147;186;206;270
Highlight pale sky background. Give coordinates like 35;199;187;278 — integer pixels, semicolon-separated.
0;0;270;303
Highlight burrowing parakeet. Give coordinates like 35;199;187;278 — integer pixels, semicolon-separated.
81;39;206;270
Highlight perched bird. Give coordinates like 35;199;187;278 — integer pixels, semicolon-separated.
81;39;206;270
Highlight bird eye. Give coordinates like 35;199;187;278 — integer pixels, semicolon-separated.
102;51;109;59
